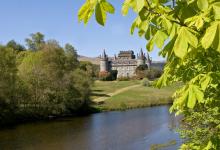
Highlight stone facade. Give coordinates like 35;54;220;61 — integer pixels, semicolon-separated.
100;49;153;78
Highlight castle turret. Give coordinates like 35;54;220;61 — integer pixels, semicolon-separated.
146;52;152;69
137;48;146;66
100;49;109;72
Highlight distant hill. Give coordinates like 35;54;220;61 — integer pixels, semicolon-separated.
78;55;166;69
78;55;100;65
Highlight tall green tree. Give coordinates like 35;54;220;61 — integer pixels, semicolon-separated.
0;46;18;124
78;0;220;149
25;32;45;51
6;40;26;52
64;43;79;70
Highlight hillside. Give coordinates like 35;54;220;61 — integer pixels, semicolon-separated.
78;55;100;65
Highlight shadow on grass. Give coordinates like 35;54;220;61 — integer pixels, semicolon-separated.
91;90;110;98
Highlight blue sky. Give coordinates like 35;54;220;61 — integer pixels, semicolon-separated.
0;0;164;60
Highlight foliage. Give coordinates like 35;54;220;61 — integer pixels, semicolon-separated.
78;0;220;149
142;78;151;87
80;61;100;78
99;71;111;80
145;68;163;80
0;47;18;125
6;40;26;52
136;65;162;80
0;35;94;125
25;32;45;51
65;43;79;70
98;70;117;81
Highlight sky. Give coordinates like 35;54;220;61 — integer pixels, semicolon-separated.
0;0;164;60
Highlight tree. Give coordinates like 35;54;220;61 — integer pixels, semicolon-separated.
6;40;26;52
64;43;79;70
17;40;94;117
0;46;18;124
78;0;220;149
25;32;45;51
135;65;148;79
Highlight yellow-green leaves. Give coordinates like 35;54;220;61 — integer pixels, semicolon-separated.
212;2;220;19
146;30;168;51
95;0;115;26
122;0;145;16
197;0;209;11
174;84;204;110
102;1;115;14
173;27;198;59
78;1;94;24
200;74;212;91
202;21;220;52
136;0;145;12
95;2;107;26
122;0;132;16
78;0;115;26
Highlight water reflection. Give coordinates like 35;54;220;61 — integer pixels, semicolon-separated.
0;106;181;150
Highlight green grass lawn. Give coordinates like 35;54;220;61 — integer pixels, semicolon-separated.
91;80;141;100
92;81;182;111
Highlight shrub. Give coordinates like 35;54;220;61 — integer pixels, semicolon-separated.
145;68;163;80
135;66;163;80
99;70;117;81
141;78;150;87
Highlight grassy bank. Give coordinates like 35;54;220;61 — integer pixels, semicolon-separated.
91;80;141;100
91;80;181;111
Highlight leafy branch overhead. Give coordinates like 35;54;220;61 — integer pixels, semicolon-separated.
78;0;220;149
78;0;115;26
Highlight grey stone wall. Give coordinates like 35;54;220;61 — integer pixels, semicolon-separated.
112;65;137;78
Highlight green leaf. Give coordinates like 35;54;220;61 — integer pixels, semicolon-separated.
184;28;198;48
213;2;220;20
173;28;188;59
95;2;107;26
78;1;91;23
145;26;151;40
102;1;115;14
159;37;175;58
202;22;218;49
139;7;149;21
172;27;198;59
212;23;220;52
193;86;204;103
201;75;211;91
136;0;145;12
122;0;133;16
197;0;209;11
154;31;168;48
146;37;155;52
188;87;196;109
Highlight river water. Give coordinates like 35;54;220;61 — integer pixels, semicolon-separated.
0;106;182;150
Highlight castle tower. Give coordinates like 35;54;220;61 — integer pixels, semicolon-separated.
100;49;109;72
146;52;152;69
137;48;146;66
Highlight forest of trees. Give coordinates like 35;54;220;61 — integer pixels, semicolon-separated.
0;32;94;125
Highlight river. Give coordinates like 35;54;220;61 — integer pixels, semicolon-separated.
0;106;182;150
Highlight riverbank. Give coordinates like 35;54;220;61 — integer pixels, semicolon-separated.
0;80;181;127
91;80;181;111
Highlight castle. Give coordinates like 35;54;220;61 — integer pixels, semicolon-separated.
100;49;153;78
